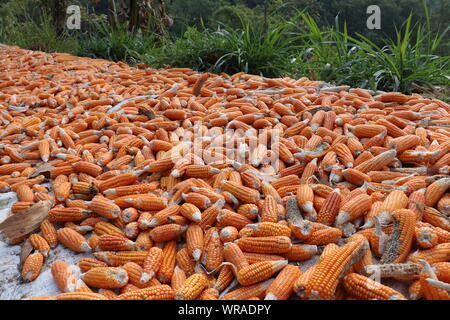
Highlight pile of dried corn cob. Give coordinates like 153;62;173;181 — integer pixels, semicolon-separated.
0;45;449;300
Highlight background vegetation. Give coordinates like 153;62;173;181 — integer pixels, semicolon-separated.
0;0;448;96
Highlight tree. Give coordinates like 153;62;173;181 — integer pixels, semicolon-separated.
110;0;173;35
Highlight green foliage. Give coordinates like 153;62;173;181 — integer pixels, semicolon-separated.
153;18;301;77
0;0;448;95
0;0;78;53
77;16;160;64
292;9;450;93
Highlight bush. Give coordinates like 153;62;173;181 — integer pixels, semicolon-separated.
0;0;78;53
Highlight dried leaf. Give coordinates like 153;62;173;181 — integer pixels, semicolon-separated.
0;200;54;242
19;239;33;270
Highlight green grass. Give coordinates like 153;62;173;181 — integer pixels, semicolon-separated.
77;17;160;64
153;18;301;77
0;1;78;53
0;0;448;94
290;7;449;93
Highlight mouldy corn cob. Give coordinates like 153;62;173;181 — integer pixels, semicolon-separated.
380;209;416;264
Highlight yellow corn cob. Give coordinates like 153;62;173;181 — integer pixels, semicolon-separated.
237;260;288;286
198;201;223;230
335;194;372;227
353;149;397;173
171;265;186;291
305;227;342;245
117;285;175;300
265;264;302;300
220;180;260;204
182;192;211;209
55;292;108;300
97;234;136;251
425;178;450;207
15;184;34;202
103;183;157;199
199;287;219;300
342;273;406;300
242;252;285;264
408;243;450;264
282;244;318;261
48;207;92;222
57;227;91;253
157;240;177;283
376;189;409;225
179;203;202;223
89;198;121;219
293;265;317;299
202;228;223;272
240;222;291;238
319;243;340;262
98;289;119;300
73;161;103;177
51;260;79;292
186;224;204;261
219;226;239;242
78;258;108;272
0;163;31;175
94;251;149;267
22;252;44;282
40;219;58;248
135;230;152;251
98;172;138;192
94;221;126;237
123;262;152;288
223;242;249;274
175;273;209;300
145;157;178;173
148;205;181;227
150;224;187;242
72;181;98;195
305;236;369;299
422;206;450;231
82;267;128;289
124;221;140;239
259;195;278;224
28;233;50;257
142;246;164;279
235;235;291;254
175;247;196;277
317;188;341;226
116;194;168;211
53;181;71;202
222;279;273;300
